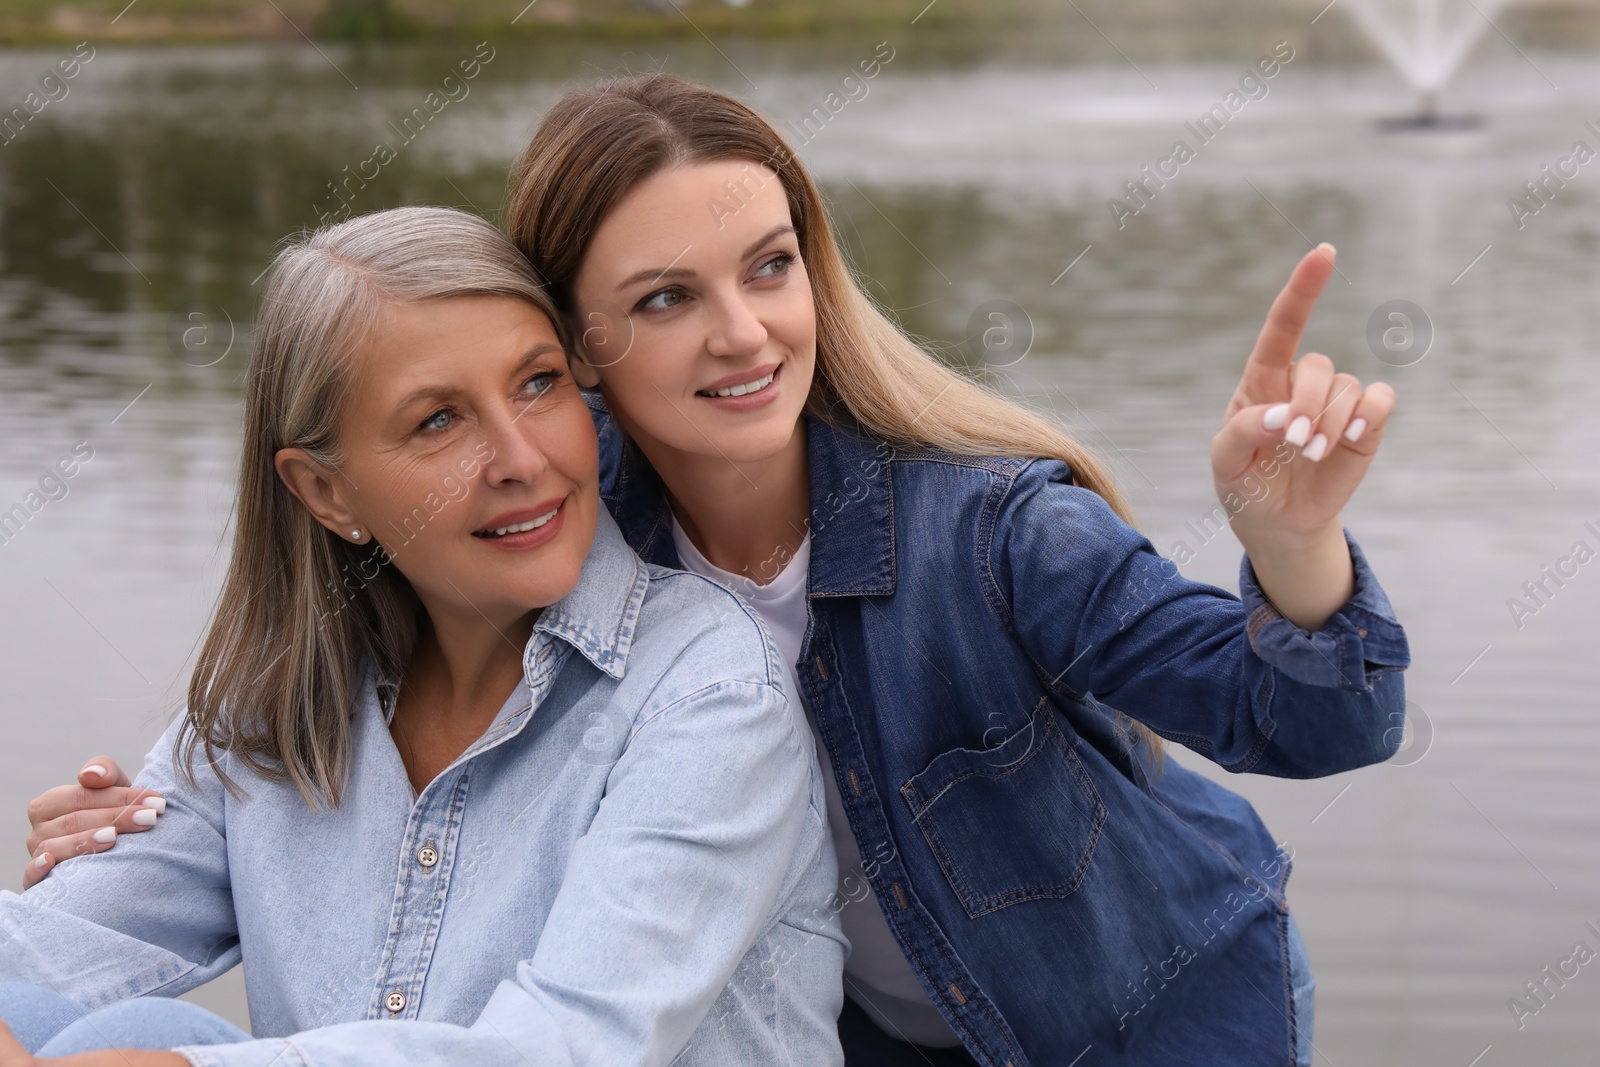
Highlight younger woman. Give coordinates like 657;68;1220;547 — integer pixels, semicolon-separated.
504;74;1408;1067
2;206;845;1066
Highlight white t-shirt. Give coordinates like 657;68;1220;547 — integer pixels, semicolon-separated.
670;516;963;1048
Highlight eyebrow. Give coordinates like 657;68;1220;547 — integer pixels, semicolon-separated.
614;224;797;292
394;342;564;412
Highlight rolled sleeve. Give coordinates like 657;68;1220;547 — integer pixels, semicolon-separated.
1238;527;1411;694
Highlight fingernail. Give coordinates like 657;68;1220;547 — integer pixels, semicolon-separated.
92;827;116;844
1286;415;1312;447
141;797;166;813
132;809;158;826
84;764;108;778
1316;242;1336;256
1304;433;1329;462
32;853;49;869
1344;417;1366;443
1263;403;1291;431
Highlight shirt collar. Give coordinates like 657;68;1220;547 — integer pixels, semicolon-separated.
799;416;896;597
369;505;648;721
605;411;898;599
530;505;648;682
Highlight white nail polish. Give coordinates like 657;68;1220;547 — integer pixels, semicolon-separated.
1344;418;1366;443
132;809;158;826
1286;415;1311;447
92;827;116;844
84;764;108;778
1263;403;1291;431
32;854;48;869
141;797;167;813
1304;434;1329;462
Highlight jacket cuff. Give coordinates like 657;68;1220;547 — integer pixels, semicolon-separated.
178;1039;308;1067
1239;527;1410;693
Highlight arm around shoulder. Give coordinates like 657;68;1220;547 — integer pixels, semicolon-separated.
0;714;239;1011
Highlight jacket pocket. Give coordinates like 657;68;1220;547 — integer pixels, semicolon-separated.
900;706;1107;918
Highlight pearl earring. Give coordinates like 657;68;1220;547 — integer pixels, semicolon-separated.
351;529;362;541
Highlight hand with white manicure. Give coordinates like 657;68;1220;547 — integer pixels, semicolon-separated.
1210;243;1396;631
22;757;164;890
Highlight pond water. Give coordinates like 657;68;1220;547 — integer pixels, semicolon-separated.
2;29;1598;1066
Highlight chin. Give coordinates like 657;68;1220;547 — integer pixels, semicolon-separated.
730;405;809;462
510;571;584;613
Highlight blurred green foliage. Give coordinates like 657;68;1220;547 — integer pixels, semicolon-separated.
318;0;418;40
0;0;1595;47
1;0;1018;45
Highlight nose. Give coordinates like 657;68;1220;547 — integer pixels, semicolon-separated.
475;406;549;488
704;289;767;360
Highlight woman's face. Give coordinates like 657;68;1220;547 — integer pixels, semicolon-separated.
569;160;817;469
291;294;599;629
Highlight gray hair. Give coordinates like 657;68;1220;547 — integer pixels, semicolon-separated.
181;206;562;809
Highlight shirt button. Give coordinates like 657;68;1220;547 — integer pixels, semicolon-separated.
417;844;438;868
384;990;406;1014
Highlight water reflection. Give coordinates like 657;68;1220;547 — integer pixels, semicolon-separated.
3;38;1599;1065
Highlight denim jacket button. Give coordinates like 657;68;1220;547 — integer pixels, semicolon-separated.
384;990;406;1013
417;844;438;868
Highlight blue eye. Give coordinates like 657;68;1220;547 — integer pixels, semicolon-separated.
419;409;452;433
523;370;562;396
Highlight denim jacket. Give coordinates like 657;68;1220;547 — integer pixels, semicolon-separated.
0;509;847;1067
592;396;1411;1067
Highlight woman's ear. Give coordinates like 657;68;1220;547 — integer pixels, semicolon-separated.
568;349;602;390
275;447;363;542
568;302;633;387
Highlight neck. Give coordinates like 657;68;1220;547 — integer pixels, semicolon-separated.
407;603;536;714
639;419;810;587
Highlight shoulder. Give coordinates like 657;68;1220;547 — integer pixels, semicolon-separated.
810;417;1030;506
888;442;1031;480
630;561;788;700
124;711;233;832
990;455;1126;525
885;443;1117;531
621;564;809;771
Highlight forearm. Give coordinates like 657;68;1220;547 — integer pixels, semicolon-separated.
1238;520;1352;632
57;1052;188;1067
0;720;240;1009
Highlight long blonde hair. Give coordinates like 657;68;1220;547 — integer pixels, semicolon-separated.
182;206;562;808
504;73;1162;764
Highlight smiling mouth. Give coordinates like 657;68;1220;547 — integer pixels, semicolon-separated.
472;507;560;539
697;369;776;398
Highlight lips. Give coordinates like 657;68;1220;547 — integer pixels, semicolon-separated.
473;500;564;539
695;364;779;398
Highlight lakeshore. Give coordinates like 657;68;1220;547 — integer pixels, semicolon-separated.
2;0;1600;46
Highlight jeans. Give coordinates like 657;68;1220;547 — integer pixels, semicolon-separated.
1287;913;1316;1066
0;982;249;1056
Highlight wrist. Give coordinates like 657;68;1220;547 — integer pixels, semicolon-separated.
1245;523;1353;632
1239;517;1346;571
56;1051;191;1067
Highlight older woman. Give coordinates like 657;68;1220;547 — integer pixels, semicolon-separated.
0;206;845;1066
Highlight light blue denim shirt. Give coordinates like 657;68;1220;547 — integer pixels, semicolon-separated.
0;508;847;1067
